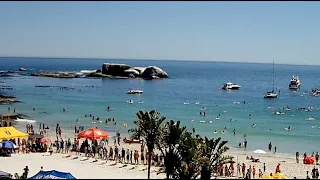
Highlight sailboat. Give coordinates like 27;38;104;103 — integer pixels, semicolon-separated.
264;61;278;99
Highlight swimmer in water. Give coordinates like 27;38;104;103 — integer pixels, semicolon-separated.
249;114;252;119
63;108;67;112
76;119;79;123
251;124;256;128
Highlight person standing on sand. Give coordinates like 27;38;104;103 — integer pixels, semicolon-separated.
296;152;300;163
316;152;319;164
130;150;133;164
60;139;64;154
126;149;130;163
49;144;53;155
23;166;29;179
252;166;256;179
263;163;266;173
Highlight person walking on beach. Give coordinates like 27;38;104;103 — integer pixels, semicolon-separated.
275;163;281;173
242;163;246;178
263;163;266;173
316;152;319;165
274;146;277;153
252;166;256;179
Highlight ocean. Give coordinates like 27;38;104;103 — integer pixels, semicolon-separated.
0;57;319;156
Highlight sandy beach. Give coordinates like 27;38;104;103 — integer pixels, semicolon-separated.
0;147;316;179
0;124;317;180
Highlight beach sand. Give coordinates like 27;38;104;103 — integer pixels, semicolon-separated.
0;149;315;179
1;125;316;179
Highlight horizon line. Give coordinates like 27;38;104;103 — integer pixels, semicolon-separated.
0;56;318;67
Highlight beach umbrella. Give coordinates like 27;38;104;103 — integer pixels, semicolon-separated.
0;170;11;178
28;170;76;179
39;137;51;143
253;149;267;154
273;172;286;179
1;140;14;149
77;127;109;140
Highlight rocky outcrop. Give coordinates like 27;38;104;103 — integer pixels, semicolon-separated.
102;63;131;77
0;113;28;120
101;63;168;79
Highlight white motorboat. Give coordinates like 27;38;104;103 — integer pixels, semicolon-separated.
264;61;278;99
289;75;301;89
222;82;241;90
127;89;143;94
312;89;320;96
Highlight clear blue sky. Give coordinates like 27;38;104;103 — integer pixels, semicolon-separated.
1;1;320;65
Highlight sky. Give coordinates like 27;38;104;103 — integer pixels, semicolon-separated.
0;1;320;65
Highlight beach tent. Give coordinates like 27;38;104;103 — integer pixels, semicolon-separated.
304;157;315;165
77;127;109;140
0;170;11;179
0;126;29;140
28;170;76;179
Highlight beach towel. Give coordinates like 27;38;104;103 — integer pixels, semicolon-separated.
119;165;128;168
80;157;89;161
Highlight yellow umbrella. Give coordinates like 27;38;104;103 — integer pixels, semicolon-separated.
0;126;29;140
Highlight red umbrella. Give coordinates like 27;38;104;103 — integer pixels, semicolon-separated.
77;127;109;140
39;137;51;143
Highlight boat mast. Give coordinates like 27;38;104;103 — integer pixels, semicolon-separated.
272;60;275;92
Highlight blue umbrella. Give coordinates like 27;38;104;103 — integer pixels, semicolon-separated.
28;170;76;179
1;141;14;149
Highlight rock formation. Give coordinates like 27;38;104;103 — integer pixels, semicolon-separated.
101;63;168;79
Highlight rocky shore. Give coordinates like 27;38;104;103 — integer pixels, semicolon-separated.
0;94;21;104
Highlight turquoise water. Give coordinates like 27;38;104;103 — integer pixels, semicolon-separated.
0;57;320;155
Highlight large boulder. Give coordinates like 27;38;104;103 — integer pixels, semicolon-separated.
100;63;168;79
141;66;168;79
101;63;131;76
124;68;140;77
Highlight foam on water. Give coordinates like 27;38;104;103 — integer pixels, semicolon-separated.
15;118;36;123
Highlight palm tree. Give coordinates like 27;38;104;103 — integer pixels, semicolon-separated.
175;131;203;179
160;120;187;179
199;137;234;180
128;110;166;179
